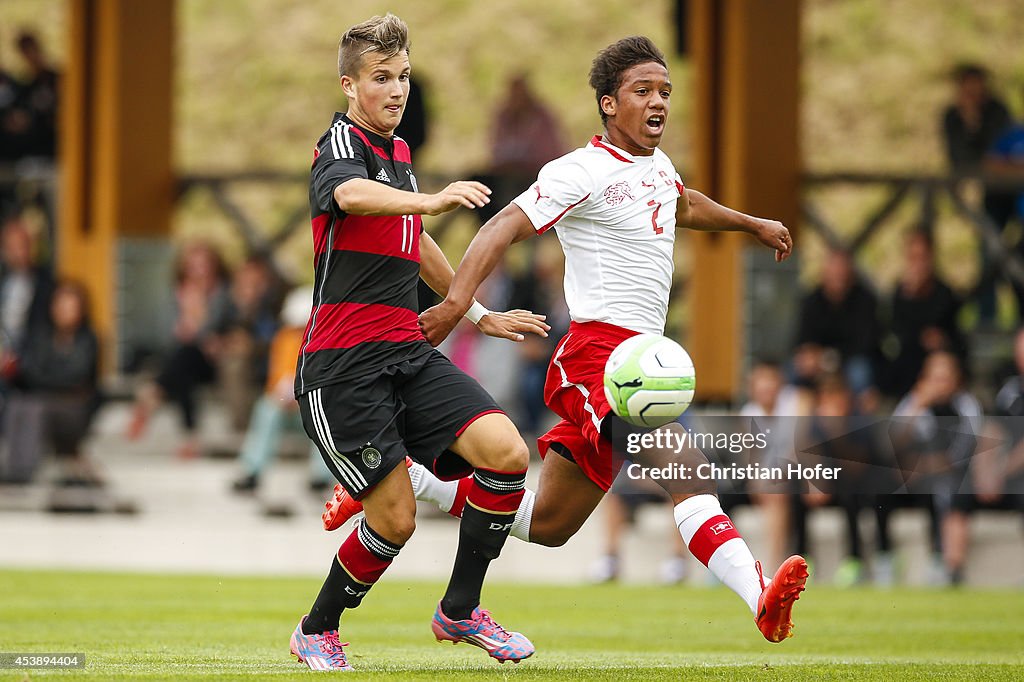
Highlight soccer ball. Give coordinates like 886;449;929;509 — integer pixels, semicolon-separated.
603;334;696;428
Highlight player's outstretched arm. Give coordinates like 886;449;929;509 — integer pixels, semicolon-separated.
419;203;538;346
679;188;793;262
417;230;550;344
334;178;492;217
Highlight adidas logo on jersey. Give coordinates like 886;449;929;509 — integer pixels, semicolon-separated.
376;169;391;183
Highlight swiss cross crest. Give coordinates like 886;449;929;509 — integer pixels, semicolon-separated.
602;181;634;206
710;520;734;536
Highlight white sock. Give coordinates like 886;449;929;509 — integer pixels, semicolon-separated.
408;461;458;513
673;494;763;614
409;461;536;543
509;488;535;542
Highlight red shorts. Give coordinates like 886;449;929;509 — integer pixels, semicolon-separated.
537;320;639;491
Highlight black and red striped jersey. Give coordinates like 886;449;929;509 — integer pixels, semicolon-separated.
295;112;432;396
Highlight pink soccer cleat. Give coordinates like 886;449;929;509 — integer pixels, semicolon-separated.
322;457;413;531
289;616;354;672
431;602;535;663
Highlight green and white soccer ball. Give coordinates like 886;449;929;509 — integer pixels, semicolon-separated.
603;334;696;428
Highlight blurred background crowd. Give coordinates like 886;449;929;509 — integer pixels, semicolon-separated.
1;1;1023;589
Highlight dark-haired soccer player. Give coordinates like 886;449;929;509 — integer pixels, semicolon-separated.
327;35;808;644
288;14;547;671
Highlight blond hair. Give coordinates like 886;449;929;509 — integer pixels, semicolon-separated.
338;14;410;78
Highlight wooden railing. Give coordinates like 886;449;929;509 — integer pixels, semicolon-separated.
177;171;309;258
6;164;1022;291
175;170;464;272
802;172;1024;291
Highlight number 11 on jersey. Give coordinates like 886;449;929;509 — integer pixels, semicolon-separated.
401;215;416;254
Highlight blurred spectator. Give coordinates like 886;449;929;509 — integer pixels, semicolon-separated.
231;286;330;494
589;483;689;586
395;76;428;158
793;248;880;399
942;64;1012;173
984;111;1024;313
127;241;232;459
794;374;885;587
13;31;59;159
891;351;983;585
986;110;1024;188
437;266;521;413
0;280;99;484
490;73;566;178
509;240;569;435
740;360;806;419
953;328;1024;569
0;63;27;164
882;231;966;398
941;64;1014;322
218;255;284;431
0;217;53;375
478;73;567;223
736;361;811;575
989;331;1024;491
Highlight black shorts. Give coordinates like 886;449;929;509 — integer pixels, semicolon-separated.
299;349;503;499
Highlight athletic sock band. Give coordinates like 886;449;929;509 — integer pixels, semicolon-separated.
441;467;527;620
467;467;528;514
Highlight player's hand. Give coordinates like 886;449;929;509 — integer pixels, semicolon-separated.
754;219;793;262
418;299;464;346
476;309;550;343
425;181;492;216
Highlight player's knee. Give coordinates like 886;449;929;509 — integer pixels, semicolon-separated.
479;432;530;473
373;509;417;545
390;516;417;545
504;436;531;471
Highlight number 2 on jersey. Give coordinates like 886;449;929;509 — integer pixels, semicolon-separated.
647;200;663;235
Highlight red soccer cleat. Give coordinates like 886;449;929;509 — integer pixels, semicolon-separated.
755;555;809;643
322;456;414;531
321;483;363;531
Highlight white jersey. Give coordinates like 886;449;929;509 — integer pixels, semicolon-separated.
512;135;683;335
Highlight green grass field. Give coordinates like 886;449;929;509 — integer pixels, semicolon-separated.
1;570;1022;680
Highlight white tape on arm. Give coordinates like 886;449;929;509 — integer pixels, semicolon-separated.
465;300;490;325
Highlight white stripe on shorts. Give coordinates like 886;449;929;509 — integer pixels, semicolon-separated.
308;389;368;490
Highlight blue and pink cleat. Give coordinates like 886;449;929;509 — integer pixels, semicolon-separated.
431;602;535;663
290;616;354;672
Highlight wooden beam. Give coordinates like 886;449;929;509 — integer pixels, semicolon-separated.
59;0;174;372
685;0;801;401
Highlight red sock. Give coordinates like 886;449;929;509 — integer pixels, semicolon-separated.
674;494;761;613
337;520;397;584
303;521;401;634
447;476;474;518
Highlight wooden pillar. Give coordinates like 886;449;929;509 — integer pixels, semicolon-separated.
685;0;800;401
59;0;174;372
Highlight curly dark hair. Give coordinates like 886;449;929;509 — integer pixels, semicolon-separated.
588;36;667;124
